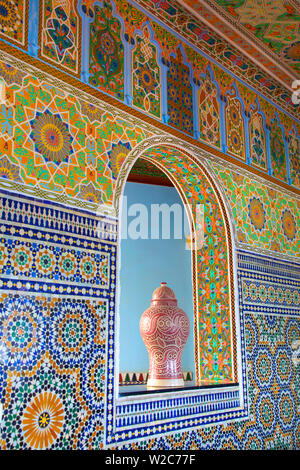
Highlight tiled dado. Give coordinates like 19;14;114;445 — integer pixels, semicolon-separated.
238;251;300;317
107;250;300;447
116;387;241;430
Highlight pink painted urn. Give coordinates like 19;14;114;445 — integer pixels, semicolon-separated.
140;282;190;388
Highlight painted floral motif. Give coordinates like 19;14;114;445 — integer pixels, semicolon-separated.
0;61;25;86
282;41;300;68
58;251;77;277
0;54;298;216
117;0;300;114
249;197;266;230
49;299;104;368
89;0;124;100
77;183;104;204
47;7;74;60
41;0;80;74
11;245;33;272
81;0;97;18
132;26;161;118
219;0;300;73
141;146;235;383
115;0;147;44
22;391;65;450
281;209;296;241
3;72;147;207
30;111;73;166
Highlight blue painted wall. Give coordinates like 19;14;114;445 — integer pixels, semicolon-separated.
118;182;195;375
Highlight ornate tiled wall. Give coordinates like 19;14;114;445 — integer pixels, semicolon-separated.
0;0;299;189
0;0;299;451
210;162;300;257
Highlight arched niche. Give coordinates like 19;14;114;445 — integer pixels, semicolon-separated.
114;141;238;384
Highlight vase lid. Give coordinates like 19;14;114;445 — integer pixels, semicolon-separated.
151;282;177;305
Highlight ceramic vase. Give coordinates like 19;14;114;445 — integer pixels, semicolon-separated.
140;282;190;388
